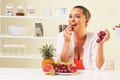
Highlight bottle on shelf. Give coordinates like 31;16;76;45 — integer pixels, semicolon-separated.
10;44;19;55
2;44;26;56
6;4;14;16
18;44;26;55
2;44;9;55
26;4;35;16
2;44;14;55
35;19;43;37
16;4;25;16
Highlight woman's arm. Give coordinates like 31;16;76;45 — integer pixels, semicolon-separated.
60;41;71;62
96;29;110;69
60;25;73;62
96;43;105;69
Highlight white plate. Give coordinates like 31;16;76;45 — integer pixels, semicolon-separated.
56;71;79;75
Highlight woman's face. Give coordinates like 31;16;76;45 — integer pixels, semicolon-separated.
69;8;88;32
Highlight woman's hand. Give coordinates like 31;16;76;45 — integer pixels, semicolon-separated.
63;25;73;42
96;29;110;69
99;29;110;44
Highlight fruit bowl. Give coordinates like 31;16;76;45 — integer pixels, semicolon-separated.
113;26;120;38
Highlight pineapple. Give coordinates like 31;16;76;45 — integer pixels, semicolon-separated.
40;44;55;67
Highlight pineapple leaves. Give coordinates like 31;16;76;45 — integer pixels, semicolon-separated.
40;44;55;59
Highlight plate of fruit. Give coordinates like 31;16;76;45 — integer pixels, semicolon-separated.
54;62;78;75
42;62;78;75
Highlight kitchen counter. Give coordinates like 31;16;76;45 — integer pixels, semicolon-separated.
0;68;120;80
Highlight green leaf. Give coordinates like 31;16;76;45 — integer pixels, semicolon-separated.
39;44;55;59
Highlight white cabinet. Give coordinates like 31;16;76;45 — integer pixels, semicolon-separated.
0;0;68;58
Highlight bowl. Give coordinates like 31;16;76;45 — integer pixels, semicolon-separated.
113;27;120;38
8;26;27;36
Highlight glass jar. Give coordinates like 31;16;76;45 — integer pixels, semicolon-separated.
6;4;14;16
16;4;25;16
18;44;26;55
2;44;9;55
26;4;35;16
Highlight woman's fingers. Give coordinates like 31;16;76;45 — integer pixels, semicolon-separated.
63;25;72;41
64;24;72;32
104;29;110;40
101;29;110;43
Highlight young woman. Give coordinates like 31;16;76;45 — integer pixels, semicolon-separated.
56;5;110;70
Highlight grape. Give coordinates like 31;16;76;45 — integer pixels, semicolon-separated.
101;32;106;36
96;31;106;43
98;33;102;37
54;63;77;73
63;69;69;73
96;38;102;43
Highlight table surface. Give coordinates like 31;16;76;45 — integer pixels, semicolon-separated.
0;68;120;80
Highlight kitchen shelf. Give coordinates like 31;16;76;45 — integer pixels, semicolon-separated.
0;15;68;19
0;35;56;39
0;1;65;58
0;54;58;59
0;54;42;59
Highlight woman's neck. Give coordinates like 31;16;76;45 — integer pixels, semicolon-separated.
74;30;87;42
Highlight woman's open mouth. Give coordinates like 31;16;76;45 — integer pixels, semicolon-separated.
70;23;77;31
71;23;77;27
